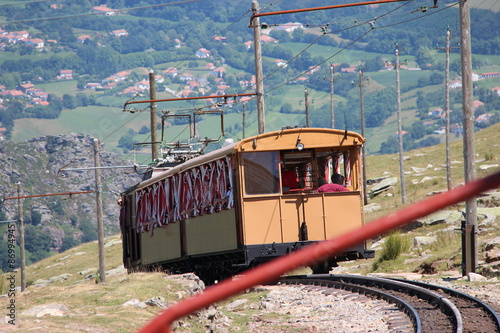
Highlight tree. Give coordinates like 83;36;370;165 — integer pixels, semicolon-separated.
379;136;399;154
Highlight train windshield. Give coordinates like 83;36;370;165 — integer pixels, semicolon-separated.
242;151;280;195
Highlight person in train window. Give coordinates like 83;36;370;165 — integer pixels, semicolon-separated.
282;169;298;192
317;173;349;193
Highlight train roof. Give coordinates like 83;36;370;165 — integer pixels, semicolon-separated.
127;128;364;192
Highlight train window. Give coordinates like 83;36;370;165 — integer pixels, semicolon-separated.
242;151;280;195
282;151;315;190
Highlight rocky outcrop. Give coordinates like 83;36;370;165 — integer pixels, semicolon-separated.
0;134;141;252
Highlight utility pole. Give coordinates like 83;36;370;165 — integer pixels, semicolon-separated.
327;64;337;128
17;182;26;292
93;139;106;283
242;102;247;139
437;26;459;191
355;67;369;205
395;43;407;204
304;88;310;127
149;70;159;162
252;0;265;134
460;0;477;276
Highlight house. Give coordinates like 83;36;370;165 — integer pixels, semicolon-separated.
274;59;287;67
481;72;499;79
491;87;500;96
154;74;164;84
211;67;226;78
472;72;481;82
340;66;357;73
187;80;200;88
163;67;178;78
93;5;117;15
78;35;92;43
179;73;195;81
25;38;44;48
306;65;321;75
243;41;253;50
213;36;227;43
449;80;462;89
472;100;484;109
476;113;493;123
85;83;101;90
3;90;25;98
196;48;210;58
134;80;149;90
110;29;128;37
395;130;408;139
19;83;34;92
260;35;278;44
59;70;73;80
430;108;443;117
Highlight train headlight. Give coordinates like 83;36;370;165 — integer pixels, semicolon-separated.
296;139;304;151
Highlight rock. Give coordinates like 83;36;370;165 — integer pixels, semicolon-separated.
366;176;389;185
485;248;500;263
105;265;126;276
467;272;487;282
169;273;205;295
22;303;71;317
413;236;437;246
369;177;398;198
225;299;247;311
78;268;97;276
485;236;500;251
479;164;499;170
48;273;72;284
416;210;462;226
364;203;381;213
122;299;147;309
145;296;168;308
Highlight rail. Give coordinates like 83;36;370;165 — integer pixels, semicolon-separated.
139;170;500;333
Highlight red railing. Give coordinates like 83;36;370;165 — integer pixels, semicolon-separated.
140;170;500;333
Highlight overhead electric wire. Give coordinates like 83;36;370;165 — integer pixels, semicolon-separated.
261;1;457;96
0;0;201;25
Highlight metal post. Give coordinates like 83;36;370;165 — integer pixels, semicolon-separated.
358;68;368;205
460;0;477;275
330;64;335;129
444;28;452;191
17;182;26;292
252;0;265;134
242;102;247;139
149;70;159;162
304;88;310;127
395;44;406;204
93;139;106;283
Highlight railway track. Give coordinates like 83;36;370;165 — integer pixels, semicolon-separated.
278;274;500;333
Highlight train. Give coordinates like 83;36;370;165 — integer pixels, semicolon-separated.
119;127;374;284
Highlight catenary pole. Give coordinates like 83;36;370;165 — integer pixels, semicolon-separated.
459;0;477;276
252;0;265;134
304;88;310;127
329;64;336;129
445;27;453;191
93;138;106;283
17;182;26;292
357;67;369;205
149;70;159;162
395;44;407;204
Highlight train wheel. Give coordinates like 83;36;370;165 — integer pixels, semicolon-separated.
311;261;330;274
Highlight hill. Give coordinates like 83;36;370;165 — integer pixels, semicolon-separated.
0;123;498;332
0;133;141;271
0;0;499;157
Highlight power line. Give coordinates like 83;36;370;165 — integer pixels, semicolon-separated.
0;0;201;25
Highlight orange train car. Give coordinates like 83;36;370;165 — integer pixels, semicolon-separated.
120;128;374;284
